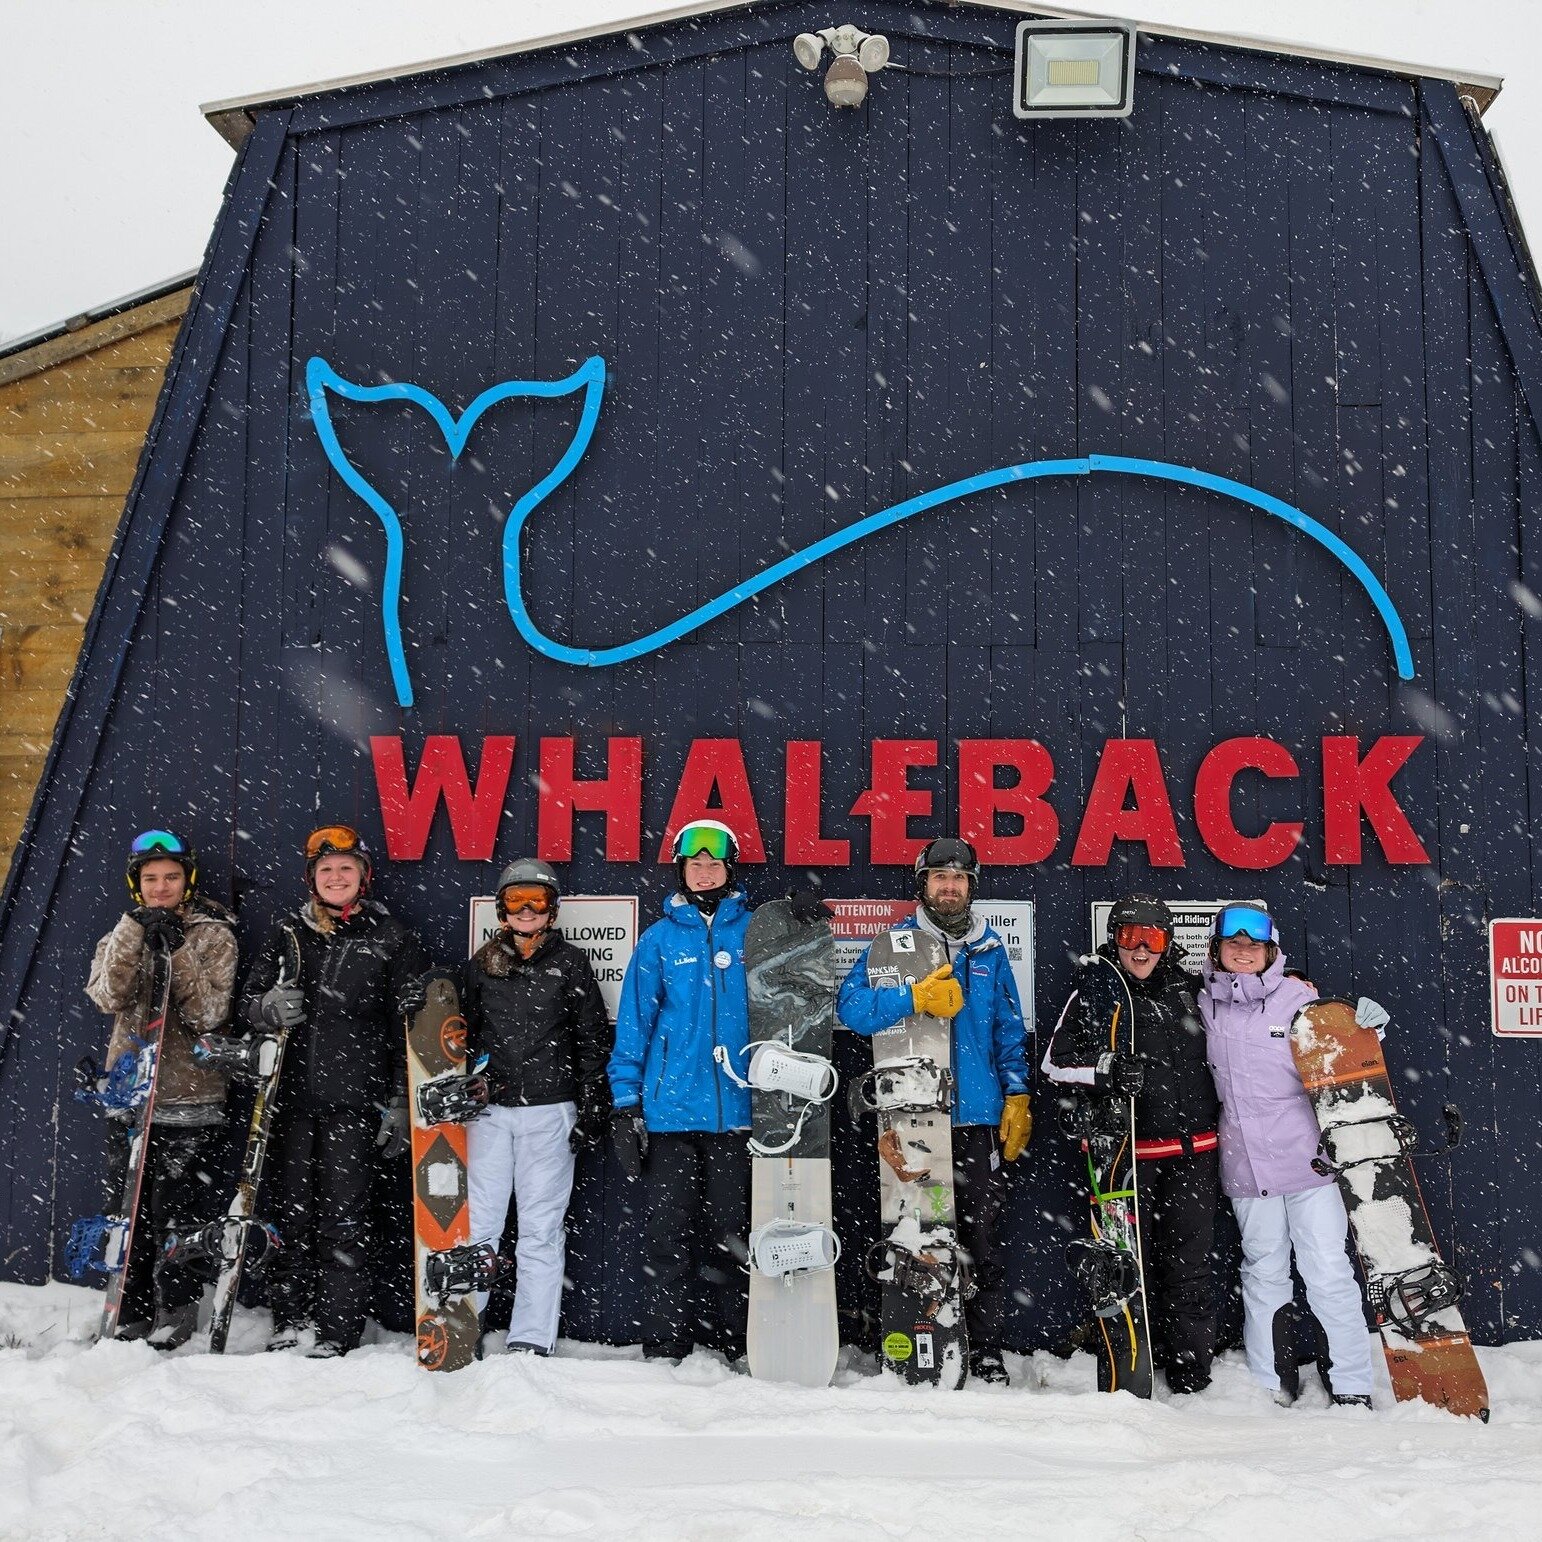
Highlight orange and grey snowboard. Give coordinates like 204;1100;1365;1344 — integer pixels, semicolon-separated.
1290;999;1489;1419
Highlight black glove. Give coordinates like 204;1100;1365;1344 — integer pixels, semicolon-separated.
787;888;834;925
134;907;184;956
375;1096;410;1159
398;972;433;1020
260;983;307;1030
611;1106;648;1180
569;1105;605;1154
1095;1050;1146;1099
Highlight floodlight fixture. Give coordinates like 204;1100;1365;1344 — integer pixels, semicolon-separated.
791;23;891;110
1013;19;1137;119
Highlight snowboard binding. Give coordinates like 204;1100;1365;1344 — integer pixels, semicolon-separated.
65;1214;129;1279
716;1041;838;1157
1311;1105;1463;1176
191;1032;282;1082
847;1056;954;1121
865;1232;975;1313
73;1040;155;1116
159;1216;282;1277
1065;1237;1141;1319
1375;1259;1466;1339
415;1073;491;1126
749;1219;842;1282
423;1241;499;1307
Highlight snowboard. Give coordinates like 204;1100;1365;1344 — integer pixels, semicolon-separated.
1290;999;1489;1419
1065;959;1153;1399
66;941;175;1339
742;899;840;1387
855;926;969;1388
203;920;303;1354
406;972;480;1372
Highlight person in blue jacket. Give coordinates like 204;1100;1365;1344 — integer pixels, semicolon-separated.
837;836;1031;1386
608;818;753;1364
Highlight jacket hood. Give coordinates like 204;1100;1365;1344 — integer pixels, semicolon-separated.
662;889;748;927
1202;945;1288;1003
915;905;987;949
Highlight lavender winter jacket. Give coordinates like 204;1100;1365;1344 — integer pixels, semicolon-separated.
1198;950;1328;1200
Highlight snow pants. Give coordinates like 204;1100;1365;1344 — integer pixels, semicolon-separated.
106;1121;222;1325
953;1125;1008;1350
1233;1184;1375;1397
1139;1147;1218;1390
264;1105;374;1351
467;1101;577;1352
638;1130;749;1358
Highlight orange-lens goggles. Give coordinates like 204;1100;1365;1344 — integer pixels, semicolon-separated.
501;885;554;915
306;824;364;859
1115;923;1171;953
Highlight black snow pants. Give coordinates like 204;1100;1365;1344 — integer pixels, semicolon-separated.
637;1130;749;1358
263;1105;375;1351
954;1124;1009;1350
106;1122;223;1324
1138;1146;1219;1390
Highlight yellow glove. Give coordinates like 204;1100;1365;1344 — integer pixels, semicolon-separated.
999;1093;1032;1161
911;964;963;1019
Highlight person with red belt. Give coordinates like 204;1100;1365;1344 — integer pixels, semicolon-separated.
1043;894;1220;1394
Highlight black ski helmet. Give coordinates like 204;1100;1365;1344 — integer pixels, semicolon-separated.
1106;893;1175;947
913;836;980;899
496;857;561;921
304;824;373;898
127;829;197;904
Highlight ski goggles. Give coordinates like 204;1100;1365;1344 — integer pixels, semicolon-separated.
1214;905;1275;944
674;824;734;861
499;884;555;915
1113;923;1171;954
305;824;365;860
130;829;191;858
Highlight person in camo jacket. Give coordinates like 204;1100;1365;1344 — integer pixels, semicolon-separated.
85;829;239;1349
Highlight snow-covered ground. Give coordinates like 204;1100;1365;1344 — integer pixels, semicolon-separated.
1;1281;1536;1541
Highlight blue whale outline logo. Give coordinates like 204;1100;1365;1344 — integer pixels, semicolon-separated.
306;354;1415;707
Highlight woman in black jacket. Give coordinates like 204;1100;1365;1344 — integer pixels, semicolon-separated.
239;825;427;1356
1043;894;1220;1393
461;858;612;1355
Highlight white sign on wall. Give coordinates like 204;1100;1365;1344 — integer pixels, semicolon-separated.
1089;899;1261;974
1490;919;1542;1037
467;895;639;1023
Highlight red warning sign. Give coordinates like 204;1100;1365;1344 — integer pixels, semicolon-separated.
1489;919;1542;1037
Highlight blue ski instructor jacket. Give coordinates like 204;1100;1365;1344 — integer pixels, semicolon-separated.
608;890;752;1133
837;914;1028;1127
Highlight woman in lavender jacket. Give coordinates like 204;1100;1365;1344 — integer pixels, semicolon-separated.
1199;903;1389;1408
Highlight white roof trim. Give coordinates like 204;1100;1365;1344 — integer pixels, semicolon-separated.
202;0;1503;146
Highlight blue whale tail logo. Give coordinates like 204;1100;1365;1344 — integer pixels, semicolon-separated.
305;355;606;708
307;355;1414;704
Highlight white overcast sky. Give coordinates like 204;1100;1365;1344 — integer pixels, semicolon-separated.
2;0;1538;343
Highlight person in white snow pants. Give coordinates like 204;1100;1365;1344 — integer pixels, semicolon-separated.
457;858;612;1355
1198;903;1391;1407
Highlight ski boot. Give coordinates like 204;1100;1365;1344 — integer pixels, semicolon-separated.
968;1347;1010;1386
148;1301;199;1352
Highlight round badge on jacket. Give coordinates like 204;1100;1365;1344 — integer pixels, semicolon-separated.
714;950;732;969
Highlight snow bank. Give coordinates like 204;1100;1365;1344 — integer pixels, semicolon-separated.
1;1281;1536;1540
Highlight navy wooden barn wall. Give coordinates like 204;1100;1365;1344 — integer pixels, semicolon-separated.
3;0;1541;1349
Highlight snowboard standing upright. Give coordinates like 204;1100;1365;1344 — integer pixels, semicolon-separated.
740;899;841;1387
1290;998;1489;1419
1066;960;1153;1399
406;972;480;1372
67;941;175;1339
854;927;970;1388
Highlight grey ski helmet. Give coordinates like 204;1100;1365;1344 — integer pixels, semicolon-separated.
496;857;561;920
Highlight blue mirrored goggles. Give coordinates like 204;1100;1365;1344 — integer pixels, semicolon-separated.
130;829;190;857
1215;905;1275;943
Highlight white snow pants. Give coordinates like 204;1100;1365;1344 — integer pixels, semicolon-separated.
467;1102;577;1352
1232;1185;1376;1397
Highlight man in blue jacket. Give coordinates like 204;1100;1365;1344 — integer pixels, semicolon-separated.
837;836;1031;1385
608;819;752;1364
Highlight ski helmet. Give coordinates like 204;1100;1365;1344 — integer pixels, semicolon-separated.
672;819;739;898
913;836;980;899
127;829;197;904
496;857;561;921
304;824;373;898
1107;893;1175;951
1210;902;1279;966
